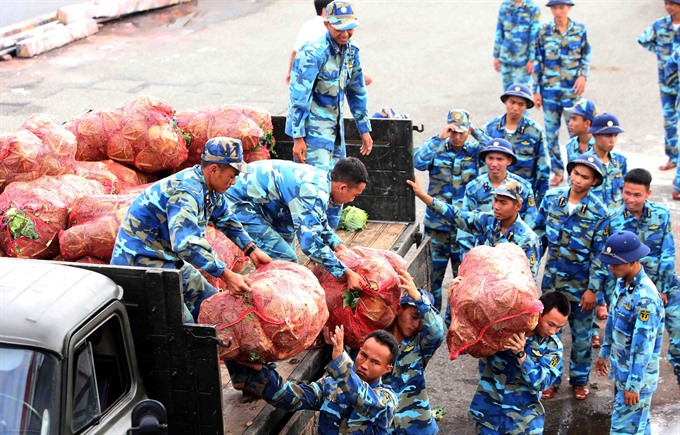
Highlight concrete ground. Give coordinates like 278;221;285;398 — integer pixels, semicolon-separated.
1;0;679;433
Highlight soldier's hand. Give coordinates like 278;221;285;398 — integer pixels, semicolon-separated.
398;270;420;301
344;269;367;291
573;76;587;96
293;138;307;164
659;292;668;307
533;93;543;110
579;289;596;312
249;247;272;268
360;132;373;155
624;390;640;406
525;60;534;75
329;325;345;360
595;357;609;376
438;125;454;139
221;269;252;296
493;57;501;73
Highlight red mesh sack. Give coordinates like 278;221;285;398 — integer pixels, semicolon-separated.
313;247;402;349
447;243;543;360
0;175;106;259
351;246;407;275
175;105;275;169
200;225;249;289
243;147;271;163
198;260;329;363
67;194;137;227
20;113;77;171
65;109;124;161
74;160;148;194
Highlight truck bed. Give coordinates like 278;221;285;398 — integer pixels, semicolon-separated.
220;221;428;434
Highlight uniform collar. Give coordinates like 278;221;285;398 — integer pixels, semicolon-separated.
625;268;647;293
559;188;591;214
326;32;344;55
622;202;651;220
498;114;527;131
550;17;574;33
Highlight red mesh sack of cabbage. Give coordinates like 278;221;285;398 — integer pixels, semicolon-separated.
73;160;148;194
58;194;137;261
0;175;106;259
198;260;329;363
200;225;249;289
313;247;402;349
447;243;543;360
65;108;124;161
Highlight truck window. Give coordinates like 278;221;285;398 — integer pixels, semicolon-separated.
72;315;132;433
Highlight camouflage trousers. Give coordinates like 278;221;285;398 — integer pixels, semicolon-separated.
541;88;577;176
427;228;462;312
235;203;299;262
500;62;533;92
659;90;679;164
112;255;217;324
665;284;680;385
551;299;594;387
474;411;544;435
610;388;653;435
298;142;346;229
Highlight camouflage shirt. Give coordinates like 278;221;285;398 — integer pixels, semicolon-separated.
638;15;680;93
533;18;591;94
533;187;610;301
226;160;346;278
493;0;541;67
584;150;628;209
244;352;397;434
111;166;253;277
383;291;445;434
600;268;665;394
286;32;371;151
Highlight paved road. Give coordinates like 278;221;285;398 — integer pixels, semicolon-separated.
1;1;678;433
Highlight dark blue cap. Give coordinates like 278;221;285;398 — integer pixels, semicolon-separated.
566;153;603;186
501;83;534;109
599;231;650;265
588;113;625;135
480;138;517;165
546;0;574;6
566;98;597;122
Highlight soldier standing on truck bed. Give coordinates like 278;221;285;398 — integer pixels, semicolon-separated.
111;137;272;323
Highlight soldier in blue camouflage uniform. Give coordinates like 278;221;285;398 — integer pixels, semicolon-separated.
533;0;591;186
485;83;551;207
226;157;369;291
609;169;680;390
468;291;570;434
493;0;541;90
413;109;487;310
384;270;445;434
638;0;680;171
585;113;628;209
533;153;610;401
229;327;399;434
111;137;271;323
564;98;597;176
595;231;665;435
288;0;373;172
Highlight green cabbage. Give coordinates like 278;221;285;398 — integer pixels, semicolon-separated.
338;206;368;232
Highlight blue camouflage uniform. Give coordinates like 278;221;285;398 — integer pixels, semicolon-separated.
225;160;348;278
533;187;610;387
237;352;397;434
484;115;551;207
469;333;563;434
600;268;665;435
610;202;680;385
287;31;370;171
493;0;541;89
534;18;591;176
585;150;628;210
383;291;445;434
111;166;254;322
638;16;680;165
461;172;537;228
413;131;484;310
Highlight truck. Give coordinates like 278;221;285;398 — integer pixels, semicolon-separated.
0;116;431;434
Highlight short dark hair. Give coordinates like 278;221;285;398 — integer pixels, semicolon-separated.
364;330;399;366
540;292;570;317
315;0;332;15
623;168;652;190
331;157;369;186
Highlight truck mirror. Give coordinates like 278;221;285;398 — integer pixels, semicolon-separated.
127;399;168;435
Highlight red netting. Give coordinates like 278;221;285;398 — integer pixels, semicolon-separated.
198;260;328;363
175;105;274;170
313;247;402;349
73;160;148;194
0;175;106;259
200;225;249;289
447;243;543;360
243;147;271;163
65;109;123;161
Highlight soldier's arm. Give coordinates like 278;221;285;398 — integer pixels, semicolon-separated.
414;292;446;359
492;3;504;60
576;27;591;79
658;212;677;295
600;305;614;360
520;182;538;229
527;6;541;63
413;135;447;171
287;45;324;139
518;341;563;393
524;234;541;280
532;27;545;95
345;46;371;136
636;24;657;52
535;129;551;204
586;215;611;295
625;297;663;393
243;363;325;411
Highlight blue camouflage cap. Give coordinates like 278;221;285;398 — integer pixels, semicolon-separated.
400;289;435;308
546;0;574;6
588;113;625;135
480;138;517;165
446;109;471;132
326;0;359;31
567;153;603;186
493;178;523;203
202;137;251;174
599;231;650;265
566;98;597;122
501;83;535;109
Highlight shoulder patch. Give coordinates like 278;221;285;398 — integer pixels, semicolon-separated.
529;253;537;265
550;355;559;368
528;197;535;207
639;309;650;322
603;225;610;237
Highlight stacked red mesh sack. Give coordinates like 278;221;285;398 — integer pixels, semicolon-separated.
447;243;543;360
199;261;329;362
313;246;406;349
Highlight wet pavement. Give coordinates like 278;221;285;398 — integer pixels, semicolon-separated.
1;1;679;433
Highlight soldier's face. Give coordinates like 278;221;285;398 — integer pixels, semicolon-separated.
504;96;528;121
325;22;354;46
594;134;618;154
355;338;394;384
568;114;590;136
448;129;470;149
569;165;598;194
549;4;571;20
622;182;651;215
331;182;366;204
395;305;422;339
609;262;635;279
207;164;238;194
665;1;680;16
484;153;513;176
492;195;521;221
535;308;568;338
